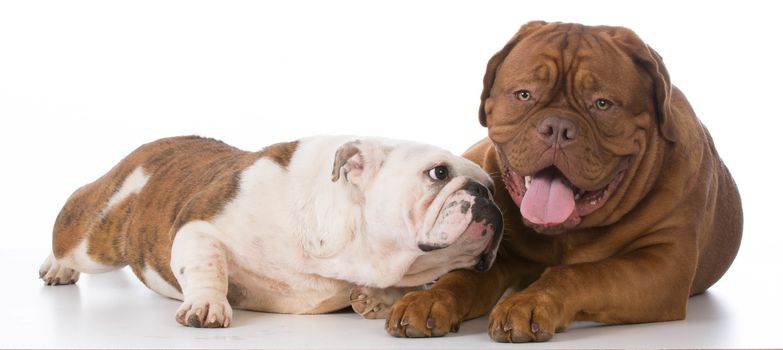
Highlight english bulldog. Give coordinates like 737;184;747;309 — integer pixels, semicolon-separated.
386;21;743;342
39;135;502;328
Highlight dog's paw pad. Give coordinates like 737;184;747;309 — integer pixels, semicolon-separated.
39;254;79;285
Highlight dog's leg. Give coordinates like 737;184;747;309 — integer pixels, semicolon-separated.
171;220;233;328
41;226;126;286
350;286;423;319
386;253;543;337
40;240;123;284
42;165;146;285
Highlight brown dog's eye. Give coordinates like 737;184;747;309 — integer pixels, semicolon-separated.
515;90;532;101
595;98;612;110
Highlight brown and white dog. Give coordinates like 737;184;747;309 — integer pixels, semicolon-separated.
39;135;502;328
386;21;743;342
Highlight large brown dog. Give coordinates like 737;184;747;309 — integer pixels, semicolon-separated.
385;21;743;342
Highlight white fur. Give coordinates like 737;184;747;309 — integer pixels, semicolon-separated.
143;267;183;300
170;221;228;297
102;166;149;217
170;220;233;327
168;136;498;315
58;239;115;273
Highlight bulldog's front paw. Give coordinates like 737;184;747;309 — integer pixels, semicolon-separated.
488;290;568;343
386;289;461;338
175;296;233;328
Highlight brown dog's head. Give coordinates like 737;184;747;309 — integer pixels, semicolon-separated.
480;21;677;234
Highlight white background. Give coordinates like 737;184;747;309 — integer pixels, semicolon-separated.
1;0;781;348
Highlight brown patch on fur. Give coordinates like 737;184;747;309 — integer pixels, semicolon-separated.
87;200;134;265
257;141;299;169
51;136;300;293
52;164;140;261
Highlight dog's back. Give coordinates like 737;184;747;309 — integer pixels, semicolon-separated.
690;118;743;295
44;136;296;290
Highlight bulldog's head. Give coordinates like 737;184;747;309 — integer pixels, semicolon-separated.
479;21;675;234
331;138;503;286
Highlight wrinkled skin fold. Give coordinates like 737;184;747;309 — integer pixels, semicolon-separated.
385;21;743;342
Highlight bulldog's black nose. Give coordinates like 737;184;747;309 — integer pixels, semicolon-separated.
538;116;577;147
464;181;490;198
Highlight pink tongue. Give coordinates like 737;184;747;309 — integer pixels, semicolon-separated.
520;169;576;226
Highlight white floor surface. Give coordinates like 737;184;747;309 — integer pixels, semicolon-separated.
2;246;781;349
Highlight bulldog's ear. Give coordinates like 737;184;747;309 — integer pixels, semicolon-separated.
614;29;678;142
479;20;548;127
331;140;387;187
331;140;363;184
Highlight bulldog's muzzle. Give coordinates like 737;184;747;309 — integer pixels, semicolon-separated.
417;181;503;272
465;181;503;272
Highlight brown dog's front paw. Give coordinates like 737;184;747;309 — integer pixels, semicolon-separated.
488;291;567;343
385;289;461;338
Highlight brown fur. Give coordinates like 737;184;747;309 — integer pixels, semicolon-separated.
386;22;742;342
51;136;298;292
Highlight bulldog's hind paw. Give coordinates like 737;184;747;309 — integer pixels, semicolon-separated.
175;296;233;328
350;286;414;319
39;254;80;285
351;286;390;319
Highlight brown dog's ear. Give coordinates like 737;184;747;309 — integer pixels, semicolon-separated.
638;45;678;143
479;21;548;127
613;28;677;142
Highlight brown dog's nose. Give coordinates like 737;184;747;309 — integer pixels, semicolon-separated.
537;116;578;147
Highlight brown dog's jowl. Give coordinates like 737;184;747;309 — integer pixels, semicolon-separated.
386;21;743;343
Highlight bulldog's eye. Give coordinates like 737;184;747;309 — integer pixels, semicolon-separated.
595;98;613;110
428;165;449;181
515;90;532;101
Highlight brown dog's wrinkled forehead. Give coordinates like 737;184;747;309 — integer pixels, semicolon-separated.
502;23;638;69
479;21;677;142
496;21;649;57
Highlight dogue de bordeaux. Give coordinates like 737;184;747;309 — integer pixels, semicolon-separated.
386;21;742;342
40;135;502;327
